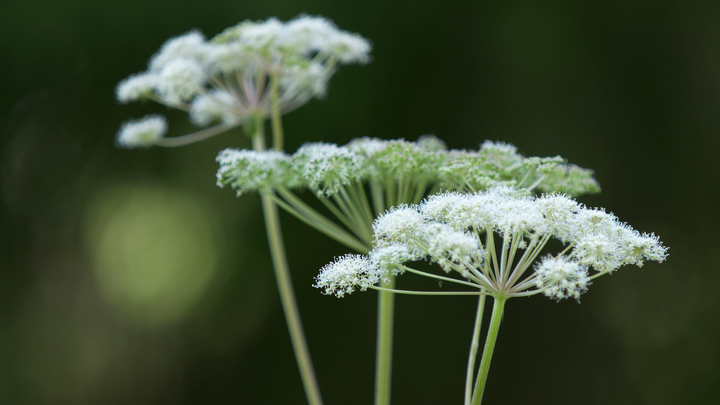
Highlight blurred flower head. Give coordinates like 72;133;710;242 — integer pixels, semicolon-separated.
115;15;372;148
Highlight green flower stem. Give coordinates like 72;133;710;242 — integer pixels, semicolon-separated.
252;117;323;405
526;174;547;192
334;188;365;232
146;93;191;111
588;271;611;281
463;179;477;194
317;195;360;235
348;181;375;229
504;235;540;287
501;233;522;287
470;297;507;405
499;234;510;286
274;187;370;252
338;186;373;241
370;286;488;296
396;177;408;204
369;179;385;216
511;233;552;280
374;275;396;405
354;180;375;219
319;196;370;244
372;180;398;405
385;179;397;208
156;122;239;147
516;167;533;189
366;178;396;405
397;265;484;289
332;192;373;244
465;294;486;405
264;191;369;253
269;71;284;151
411;181;428;204
485;228;500;283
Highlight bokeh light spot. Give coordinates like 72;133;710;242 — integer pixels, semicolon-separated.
84;182;221;328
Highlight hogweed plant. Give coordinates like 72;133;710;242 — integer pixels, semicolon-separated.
116;15;371;150
216;136;601;404
114;13;665;405
315;188;667;404
115;15;371;405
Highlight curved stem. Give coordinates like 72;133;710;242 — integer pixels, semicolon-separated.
156;122;239;147
471;297;506;405
465;294;486;405
375;275;396;405
526;173;547;192
252;118;323;405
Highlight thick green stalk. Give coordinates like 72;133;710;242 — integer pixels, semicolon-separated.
471;297;506;405
252;117;323;405
368;181;395;405
465;294;486;405
375;275;396;405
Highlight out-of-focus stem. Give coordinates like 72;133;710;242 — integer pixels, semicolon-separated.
465;295;486;405
156;122;239;147
252;114;323;405
269;72;284;151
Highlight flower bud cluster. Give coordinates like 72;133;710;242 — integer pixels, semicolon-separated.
291;143;364;196
437;141;598;196
216;149;293;195
115;15;372;148
217;137;601;198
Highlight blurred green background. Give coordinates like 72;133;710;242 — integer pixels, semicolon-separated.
1;0;719;404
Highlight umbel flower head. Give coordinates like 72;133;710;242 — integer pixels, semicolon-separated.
114;15;372;148
115;115;168;148
314;188;667;300
217;136;601;198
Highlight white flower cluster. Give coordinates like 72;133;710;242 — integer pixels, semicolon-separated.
315;188;667;300
217;137;601;198
315;205;486;296
216;149;292;195
115;115;168;148
534;256;589;300
115;15;372;147
291;143;364;196
314;254;379;298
